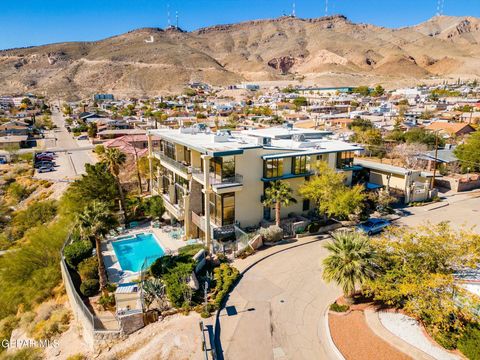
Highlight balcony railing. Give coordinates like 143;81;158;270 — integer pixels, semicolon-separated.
156;152;192;174
191;168;243;187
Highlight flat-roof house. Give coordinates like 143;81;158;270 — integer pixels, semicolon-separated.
353;159;433;203
0;120;30;136
147;126;362;247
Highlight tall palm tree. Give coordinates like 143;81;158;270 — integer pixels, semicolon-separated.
263;180;297;227
100;148;127;217
77;201;118;291
322;231;378;300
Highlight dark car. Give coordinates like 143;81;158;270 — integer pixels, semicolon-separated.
356;218;391;235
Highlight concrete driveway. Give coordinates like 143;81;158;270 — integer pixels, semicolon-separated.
216;238;341;360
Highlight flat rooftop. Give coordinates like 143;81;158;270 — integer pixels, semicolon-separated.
148;127;361;157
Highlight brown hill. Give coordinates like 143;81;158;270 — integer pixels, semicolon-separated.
1;15;479;99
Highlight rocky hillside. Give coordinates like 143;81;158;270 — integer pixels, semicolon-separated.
1;15;479;99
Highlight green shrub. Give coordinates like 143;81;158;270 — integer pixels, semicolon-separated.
98;293;115;310
178;244;205;257
259;225;283;242
64;240;92;269
458;324;480;360
213;264;240;307
6;182;32;202
432;330;458;350
308;222;321;233
329;302;349;312
163;262;194;308
145;196;165;220
80;279;99;297
78;257;98;280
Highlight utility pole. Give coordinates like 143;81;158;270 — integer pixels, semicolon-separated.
431;130;439;190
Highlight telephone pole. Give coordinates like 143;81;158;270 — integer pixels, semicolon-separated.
431;130;439;190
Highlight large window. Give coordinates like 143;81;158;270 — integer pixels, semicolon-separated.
314;154;329;171
210;156;236;182
162;141;175;160
263;158;284;178
209;192;235;226
292;156;310;175
337;151;354;169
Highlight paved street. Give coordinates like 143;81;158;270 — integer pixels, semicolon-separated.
34;108;95;182
398;191;480;231
217;238;341;360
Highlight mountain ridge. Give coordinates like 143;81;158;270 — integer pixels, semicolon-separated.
1;15;479;99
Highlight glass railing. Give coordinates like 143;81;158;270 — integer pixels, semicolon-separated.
156;152;191;174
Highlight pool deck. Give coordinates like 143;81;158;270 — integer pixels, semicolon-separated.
103;224;192;284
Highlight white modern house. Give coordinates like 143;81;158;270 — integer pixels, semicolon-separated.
147;125;362;245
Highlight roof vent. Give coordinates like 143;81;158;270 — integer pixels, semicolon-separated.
292;134;306;142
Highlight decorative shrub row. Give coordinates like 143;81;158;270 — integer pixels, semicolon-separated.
212;264;240;307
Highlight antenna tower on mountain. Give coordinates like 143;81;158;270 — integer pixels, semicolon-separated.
437;0;445;16
176;11;179;28
325;0;329;16
167;3;171;27
292;1;296;17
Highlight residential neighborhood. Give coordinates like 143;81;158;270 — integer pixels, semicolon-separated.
1;3;480;360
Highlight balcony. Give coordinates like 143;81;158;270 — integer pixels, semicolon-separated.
191;168;243;193
154;152;192;178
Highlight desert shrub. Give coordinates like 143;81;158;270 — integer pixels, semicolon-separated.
0;315;19;354
6;182;32;202
0;348;43;360
329;302;349;312
458;324;480;359
10;200;57;240
67;355;86;360
80;279;99;297
78;257;98;280
259;225;283;242
30;307;70;340
64;240;92;269
212;264;240;307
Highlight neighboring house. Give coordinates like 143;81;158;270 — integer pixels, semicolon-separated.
0;135;29;149
353;159;433;203
416;149;459;171
425;122;476;138
147;126;362;244
97;129;145;140
0;120;30;135
103;134;160;157
323;118;354;129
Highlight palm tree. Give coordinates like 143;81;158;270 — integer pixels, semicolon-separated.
322;231;378;301
99;148;127;217
77;201;118;291
263;180;297;227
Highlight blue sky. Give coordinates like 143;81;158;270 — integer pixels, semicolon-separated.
1;0;479;50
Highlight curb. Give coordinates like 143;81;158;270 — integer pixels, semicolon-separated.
324;307;346;360
426;203;449;211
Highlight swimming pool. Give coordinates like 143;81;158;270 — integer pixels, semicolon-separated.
112;233;165;273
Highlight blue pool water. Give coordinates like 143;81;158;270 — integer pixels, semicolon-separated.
112;233;165;273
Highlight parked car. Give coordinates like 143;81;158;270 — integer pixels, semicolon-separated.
34;161;54;169
36;154;54;161
77;135;88;140
39;151;56;157
356;218;391;235
38;166;55;173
